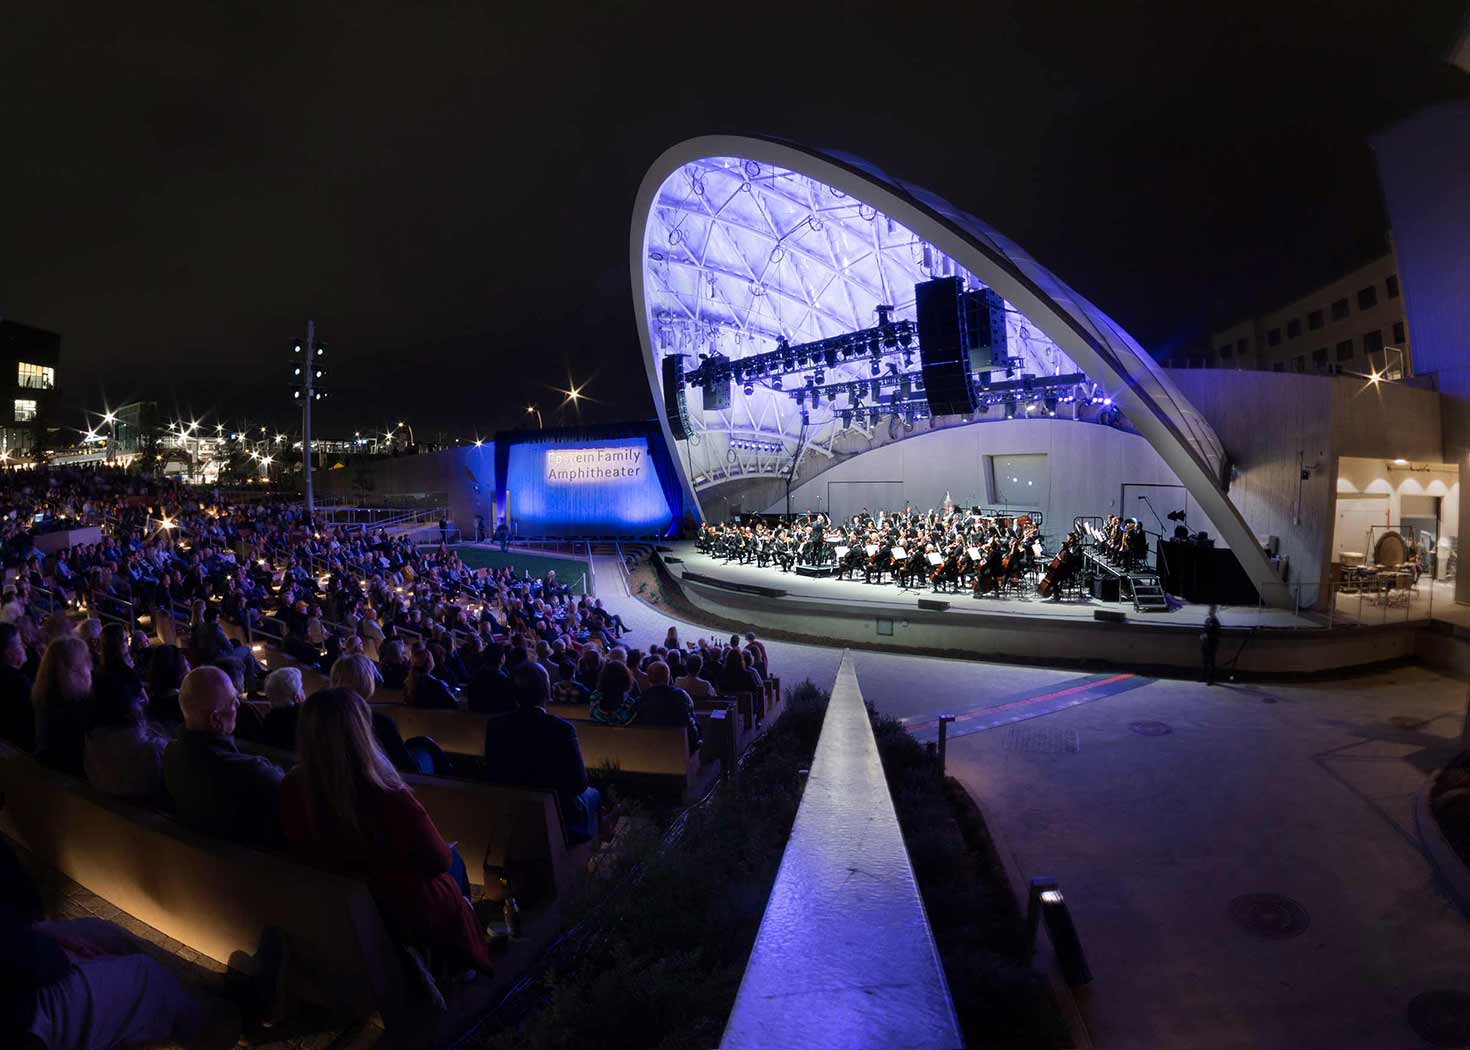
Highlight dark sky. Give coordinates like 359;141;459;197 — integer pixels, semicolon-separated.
3;2;1466;442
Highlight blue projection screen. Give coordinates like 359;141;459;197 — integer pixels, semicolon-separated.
505;438;672;537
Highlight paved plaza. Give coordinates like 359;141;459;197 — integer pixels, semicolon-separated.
601;555;1470;1049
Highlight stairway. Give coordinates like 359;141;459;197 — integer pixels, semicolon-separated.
1127;574;1170;613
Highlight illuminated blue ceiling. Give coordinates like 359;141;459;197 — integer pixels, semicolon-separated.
643;157;1081;487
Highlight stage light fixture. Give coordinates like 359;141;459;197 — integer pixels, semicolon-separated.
1004;397;1016;419
743;384;754;396
871;361;880;377
1044;396;1057;416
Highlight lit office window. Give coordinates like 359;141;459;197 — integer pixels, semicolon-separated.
17;363;55;390
14;399;37;422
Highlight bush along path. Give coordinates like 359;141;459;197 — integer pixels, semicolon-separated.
872;709;1073;1049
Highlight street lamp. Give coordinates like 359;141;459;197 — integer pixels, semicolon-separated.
397;421;415;446
526;404;543;428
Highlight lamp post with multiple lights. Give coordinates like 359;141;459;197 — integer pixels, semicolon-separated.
292;321;325;518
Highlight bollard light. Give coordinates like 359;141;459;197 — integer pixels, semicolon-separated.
1026;876;1092;987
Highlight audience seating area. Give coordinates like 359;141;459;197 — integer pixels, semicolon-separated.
0;466;789;1046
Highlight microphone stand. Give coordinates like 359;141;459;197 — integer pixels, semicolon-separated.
1137;494;1167;533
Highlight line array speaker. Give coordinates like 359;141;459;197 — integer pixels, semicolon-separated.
662;355;693;441
962;287;1008;371
916;276;978;417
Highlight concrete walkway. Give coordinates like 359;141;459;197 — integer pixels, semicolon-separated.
598;553;1470;1050
946;667;1470;1050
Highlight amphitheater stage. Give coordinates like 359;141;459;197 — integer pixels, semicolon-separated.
656;543;1424;677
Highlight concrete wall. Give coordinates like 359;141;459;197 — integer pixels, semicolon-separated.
760;417;1219;544
311;445;495;535
675;575;1422;677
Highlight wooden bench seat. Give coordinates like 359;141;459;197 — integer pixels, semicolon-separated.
0;742;587;1044
0;743;408;1026
374;704;718;801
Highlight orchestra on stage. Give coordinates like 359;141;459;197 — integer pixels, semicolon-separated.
694;508;1152;601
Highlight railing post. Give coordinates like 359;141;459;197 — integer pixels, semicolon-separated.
936;714;956;784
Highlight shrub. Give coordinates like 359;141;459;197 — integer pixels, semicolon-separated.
480;681;830;1050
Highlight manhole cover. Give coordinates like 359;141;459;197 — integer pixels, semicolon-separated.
1004;727;1080;754
1128;720;1172;736
1407;989;1470;1047
1228;893;1310;939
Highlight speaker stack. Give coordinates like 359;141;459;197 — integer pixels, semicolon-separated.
916;276;979;418
661;355;694;441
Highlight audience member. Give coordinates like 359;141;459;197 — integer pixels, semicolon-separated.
0;622;35;750
716;645;764;696
2;831;261;1050
674;653;716;699
378;640;409;690
84;666;170;800
743;631;769;679
146;644;191;725
32;636;93;776
483;662;600;844
550;659;590;705
280;688;493;975
329;654;418;771
163;666;284;847
466;645;513;714
405;643;457;709
589;660;637;726
635;660;702;749
258;667;305;752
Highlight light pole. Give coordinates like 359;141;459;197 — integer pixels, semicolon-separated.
293;322;325;519
526;404;543;428
397;420;414;446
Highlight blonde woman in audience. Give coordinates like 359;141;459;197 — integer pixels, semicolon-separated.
330;654;417;769
280;687;493;976
33;636;93;776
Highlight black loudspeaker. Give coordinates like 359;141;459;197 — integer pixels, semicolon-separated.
962;288;1008;371
1091;575;1121;602
917;598;950;612
916;276;978;418
662;355;693;441
1093;608;1126;624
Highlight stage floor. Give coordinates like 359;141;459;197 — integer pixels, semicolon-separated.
664;543;1317;629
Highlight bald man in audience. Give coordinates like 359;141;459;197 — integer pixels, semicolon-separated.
163;666;285;847
636;661;702;750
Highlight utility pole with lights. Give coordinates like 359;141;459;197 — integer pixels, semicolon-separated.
293;321;326;520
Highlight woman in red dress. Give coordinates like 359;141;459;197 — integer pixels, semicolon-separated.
279;687;493;975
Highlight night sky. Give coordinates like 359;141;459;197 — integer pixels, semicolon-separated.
4;2;1466;442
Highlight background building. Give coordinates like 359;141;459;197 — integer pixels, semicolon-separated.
0;318;60;456
1177;252;1410;377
